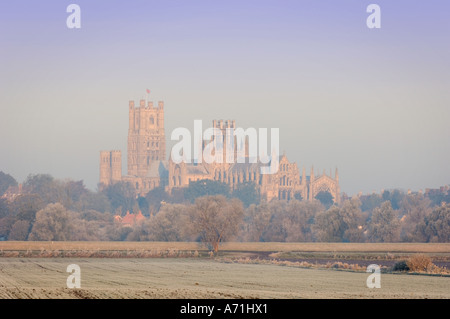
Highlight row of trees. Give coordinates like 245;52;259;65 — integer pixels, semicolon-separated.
0;171;449;244
7;195;448;249
145;196;448;245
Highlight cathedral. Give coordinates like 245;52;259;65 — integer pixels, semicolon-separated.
100;98;340;203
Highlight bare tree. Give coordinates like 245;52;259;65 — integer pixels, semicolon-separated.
146;204;190;241
340;198;366;242
399;194;432;242
240;203;272;242
368;201;401;242
416;204;450;242
261;200;289;242
314;206;345;242
283;200;322;242
28;203;73;241
187;195;244;253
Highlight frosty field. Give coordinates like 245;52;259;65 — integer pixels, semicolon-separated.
0;258;449;299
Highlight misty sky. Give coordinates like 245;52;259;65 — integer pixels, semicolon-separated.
0;1;449;196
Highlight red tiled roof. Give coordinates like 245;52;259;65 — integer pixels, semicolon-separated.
116;211;146;226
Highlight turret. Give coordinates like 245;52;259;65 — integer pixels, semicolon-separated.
100;151;112;186
111;150;122;182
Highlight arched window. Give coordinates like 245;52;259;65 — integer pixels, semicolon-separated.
150;116;154;125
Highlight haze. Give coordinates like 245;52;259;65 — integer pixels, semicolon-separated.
0;0;449;195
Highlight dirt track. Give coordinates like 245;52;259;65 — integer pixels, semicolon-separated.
0;258;449;299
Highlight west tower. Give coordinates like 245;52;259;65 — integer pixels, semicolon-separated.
127;99;166;177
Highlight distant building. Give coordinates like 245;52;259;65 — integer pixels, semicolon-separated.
424;185;450;206
114;210;146;227
100;97;340;203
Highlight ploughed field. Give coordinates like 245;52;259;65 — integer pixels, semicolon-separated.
0;242;449;299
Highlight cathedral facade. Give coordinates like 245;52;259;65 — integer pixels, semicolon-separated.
100;98;340;203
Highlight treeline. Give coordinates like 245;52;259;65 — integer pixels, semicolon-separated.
0;171;448;244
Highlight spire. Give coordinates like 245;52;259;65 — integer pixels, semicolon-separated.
310;166;315;182
302;167;306;185
335;167;339;182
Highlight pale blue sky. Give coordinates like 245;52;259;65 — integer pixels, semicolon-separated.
0;1;449;195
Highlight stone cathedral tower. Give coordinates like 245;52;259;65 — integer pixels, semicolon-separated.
99;99;167;194
127;99;166;177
